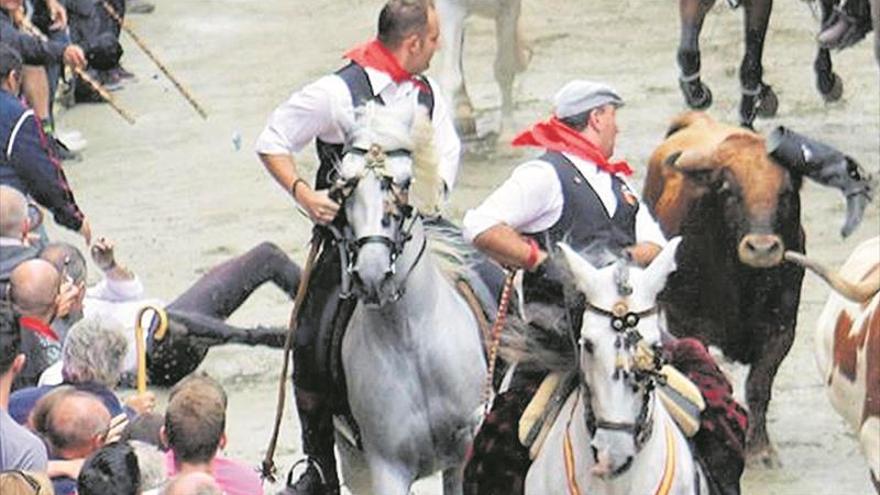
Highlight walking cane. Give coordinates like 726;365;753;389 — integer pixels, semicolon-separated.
261;235;321;483
101;1;209;119
133;305;168;394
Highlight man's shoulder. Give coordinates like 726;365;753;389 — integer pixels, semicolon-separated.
8;385;53;424
212;455;263;493
0;408;48;470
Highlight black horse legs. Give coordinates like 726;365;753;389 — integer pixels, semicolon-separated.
815;0;846;101
678;0;716;110
738;0;778;128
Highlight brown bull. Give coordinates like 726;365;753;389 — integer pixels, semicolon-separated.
642;111;867;468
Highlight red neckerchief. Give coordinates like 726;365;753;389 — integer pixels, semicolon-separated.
19;316;59;342
343;38;428;91
511;116;633;176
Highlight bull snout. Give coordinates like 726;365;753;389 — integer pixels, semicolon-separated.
738;234;784;268
352;242;396;305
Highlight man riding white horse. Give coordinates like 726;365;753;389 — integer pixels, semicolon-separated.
461;80;748;495
255;1;460;493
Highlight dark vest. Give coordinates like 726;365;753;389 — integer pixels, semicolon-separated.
313;62;435;190
523;151;639;306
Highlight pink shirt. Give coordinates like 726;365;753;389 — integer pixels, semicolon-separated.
164;450;264;495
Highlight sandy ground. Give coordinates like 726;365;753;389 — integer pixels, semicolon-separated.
42;0;879;493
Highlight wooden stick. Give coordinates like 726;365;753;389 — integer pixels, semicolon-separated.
18;16;136;125
101;1;208;119
74;67;137;125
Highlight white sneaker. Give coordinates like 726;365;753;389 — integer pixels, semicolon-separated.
55;130;88;152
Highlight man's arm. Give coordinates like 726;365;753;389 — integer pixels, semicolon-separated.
9;112;87;237
624;188;668;266
258;153;339;225
473;224;547;270
425;76;461;196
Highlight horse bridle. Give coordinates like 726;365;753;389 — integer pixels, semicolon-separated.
578;300;665;478
330;143;426;301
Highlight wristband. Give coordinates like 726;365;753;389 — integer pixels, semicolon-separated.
525;237;540;271
291;178;308;201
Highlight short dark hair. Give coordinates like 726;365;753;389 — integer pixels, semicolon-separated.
165;374;227;464
377;0;434;48
77;442;142;495
0;301;21;375
0;43;22;80
559;109;592;131
40;242;87;285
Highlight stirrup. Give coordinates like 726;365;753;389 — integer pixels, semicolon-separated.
286;457;328;487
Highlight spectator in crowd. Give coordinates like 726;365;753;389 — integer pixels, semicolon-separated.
130;439;168;493
37;388;112;495
0;469;54;494
9;314;154;426
162;471;223;495
0;185;38;286
77;440;141;495
0;301;48;471
162;374;262;495
8;258;64;389
39;241;88;341
0;43;91;238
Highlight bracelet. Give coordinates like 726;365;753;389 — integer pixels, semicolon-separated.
291;178;308;201
524;237;540;271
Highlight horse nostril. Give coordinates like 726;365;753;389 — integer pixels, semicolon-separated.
590;445;599;463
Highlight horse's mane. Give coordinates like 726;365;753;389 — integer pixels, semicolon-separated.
423;220;480;284
410;106;443;216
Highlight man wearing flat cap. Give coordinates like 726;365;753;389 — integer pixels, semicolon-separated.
461;80;745;494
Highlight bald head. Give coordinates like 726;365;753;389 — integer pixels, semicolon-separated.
0;185;28;238
46;390;111;457
162;472;222;495
9;258;59;319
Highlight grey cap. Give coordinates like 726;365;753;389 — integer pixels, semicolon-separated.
553;80;624;119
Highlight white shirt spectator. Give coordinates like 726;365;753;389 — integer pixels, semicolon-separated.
255;66;461;194
462;152;666;245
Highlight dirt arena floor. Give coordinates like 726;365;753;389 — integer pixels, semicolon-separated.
44;0;879;493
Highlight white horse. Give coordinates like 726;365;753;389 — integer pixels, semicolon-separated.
332;98;487;494
521;238;709;495
436;0;531;137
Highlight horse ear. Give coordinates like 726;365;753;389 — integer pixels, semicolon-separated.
642;237;683;299
558;242;600;300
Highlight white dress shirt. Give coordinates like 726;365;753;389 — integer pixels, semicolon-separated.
255;66;462;193
462;152;667;246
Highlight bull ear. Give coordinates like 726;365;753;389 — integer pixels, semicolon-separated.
642;237;683;299
558;242;600;301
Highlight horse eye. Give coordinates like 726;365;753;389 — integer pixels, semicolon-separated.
579;337;594;354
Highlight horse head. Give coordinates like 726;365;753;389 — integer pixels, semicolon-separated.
335;97;435;306
558;238;683;478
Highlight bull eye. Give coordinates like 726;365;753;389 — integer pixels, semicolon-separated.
848;164;861;180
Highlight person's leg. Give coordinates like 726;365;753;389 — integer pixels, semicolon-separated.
666;338;747;495
166;241;301;317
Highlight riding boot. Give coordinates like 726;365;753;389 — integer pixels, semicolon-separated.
283;387;340;495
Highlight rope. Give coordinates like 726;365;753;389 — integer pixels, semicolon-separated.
480;271;515;415
260;236;320;483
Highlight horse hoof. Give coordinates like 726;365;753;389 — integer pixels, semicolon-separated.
756;85;778;118
679;78;713;110
820;73;844;102
746;445;782;469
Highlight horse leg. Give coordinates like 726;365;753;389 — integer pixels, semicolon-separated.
739;0;778;128
442;465;465;495
744;324;794;468
871;0;880;67
494;0;528;134
815;0;845;101
437;0;476;137
366;454;414;495
677;0;716;110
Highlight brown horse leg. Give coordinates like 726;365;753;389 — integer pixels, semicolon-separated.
739;0;778;128
677;0;716;109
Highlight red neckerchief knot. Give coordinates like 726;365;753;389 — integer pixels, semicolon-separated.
344;38;428;92
19;316;59;342
511;116;633;176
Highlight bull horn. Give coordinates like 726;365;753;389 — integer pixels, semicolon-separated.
784;250;880;303
664;148;714;171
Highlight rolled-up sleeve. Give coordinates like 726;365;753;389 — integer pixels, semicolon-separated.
632;186;667;246
462;161;563;242
255;75;347;156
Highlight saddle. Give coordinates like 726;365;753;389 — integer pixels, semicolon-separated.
518;345;706;459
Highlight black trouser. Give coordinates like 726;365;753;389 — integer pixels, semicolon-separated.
146;242;301;385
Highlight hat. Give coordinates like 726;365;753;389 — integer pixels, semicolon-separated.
553;80;624;119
